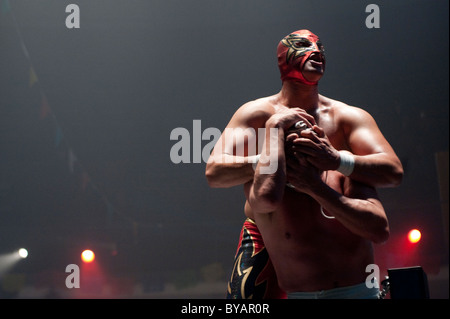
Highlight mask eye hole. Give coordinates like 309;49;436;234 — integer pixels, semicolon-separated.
317;41;325;52
294;39;311;48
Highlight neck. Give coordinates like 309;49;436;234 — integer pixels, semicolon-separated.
277;80;320;111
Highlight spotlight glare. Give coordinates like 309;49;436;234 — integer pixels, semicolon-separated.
408;229;422;244
18;248;28;259
81;249;95;263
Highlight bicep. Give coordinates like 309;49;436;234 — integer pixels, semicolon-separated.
212;103;270;157
344;108;395;156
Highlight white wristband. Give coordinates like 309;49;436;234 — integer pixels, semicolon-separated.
252;154;261;171
337;151;355;176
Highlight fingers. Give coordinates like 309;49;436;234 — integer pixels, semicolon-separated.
292;113;316;129
285;130;317;162
289;128;322;150
292;144;316;157
312;125;325;138
291;135;319;152
292;109;316;126
301;128;320;141
285;132;299;143
277;107;317;129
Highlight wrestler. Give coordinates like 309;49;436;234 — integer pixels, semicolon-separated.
249;115;388;298
205;29;403;299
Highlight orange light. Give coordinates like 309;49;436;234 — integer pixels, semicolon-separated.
81;249;95;263
408;229;421;244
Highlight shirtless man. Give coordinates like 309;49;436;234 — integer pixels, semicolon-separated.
205;30;403;299
249;110;389;298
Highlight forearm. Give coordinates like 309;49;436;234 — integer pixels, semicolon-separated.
305;182;389;244
205;154;257;188
349;152;403;188
293;124;404;189
249;123;286;213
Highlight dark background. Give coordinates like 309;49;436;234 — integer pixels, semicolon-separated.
0;0;448;298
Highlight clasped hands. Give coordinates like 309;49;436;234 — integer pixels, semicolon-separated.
270;108;340;193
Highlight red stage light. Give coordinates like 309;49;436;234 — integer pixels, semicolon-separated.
408;229;421;244
81;249;95;263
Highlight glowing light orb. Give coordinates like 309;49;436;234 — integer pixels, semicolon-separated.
81;249;95;263
408;229;422;244
18;248;28;259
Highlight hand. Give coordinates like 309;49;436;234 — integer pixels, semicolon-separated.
267;107;316;132
290;125;341;171
285;151;323;194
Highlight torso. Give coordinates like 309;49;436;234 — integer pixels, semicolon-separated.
242;94;374;292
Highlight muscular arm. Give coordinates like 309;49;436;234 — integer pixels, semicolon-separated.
248;119;287;213
343;107;403;188
205;98;316;188
309;178;389;244
286;156;389;244
247;108;312;213
205;152;257;188
293;104;403;188
205;101;269;188
344;109;403;187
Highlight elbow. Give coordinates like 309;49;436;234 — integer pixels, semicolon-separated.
394;169;404;187
372;230;390;245
205;163;221;188
371;222;390;244
389;164;404;187
386;158;405;187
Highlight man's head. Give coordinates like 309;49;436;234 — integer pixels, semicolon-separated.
277;30;325;85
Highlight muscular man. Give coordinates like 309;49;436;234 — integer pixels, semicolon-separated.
249;112;389;298
205;30;403;299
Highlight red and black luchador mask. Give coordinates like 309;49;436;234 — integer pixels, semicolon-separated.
277;29;325;85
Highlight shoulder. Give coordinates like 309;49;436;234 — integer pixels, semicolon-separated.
320;95;376;127
237;96;276;117
230;96;277;128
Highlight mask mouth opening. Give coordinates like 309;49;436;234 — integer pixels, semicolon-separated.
308;52;325;63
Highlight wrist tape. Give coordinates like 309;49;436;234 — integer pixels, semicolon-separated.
337;151;355;176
